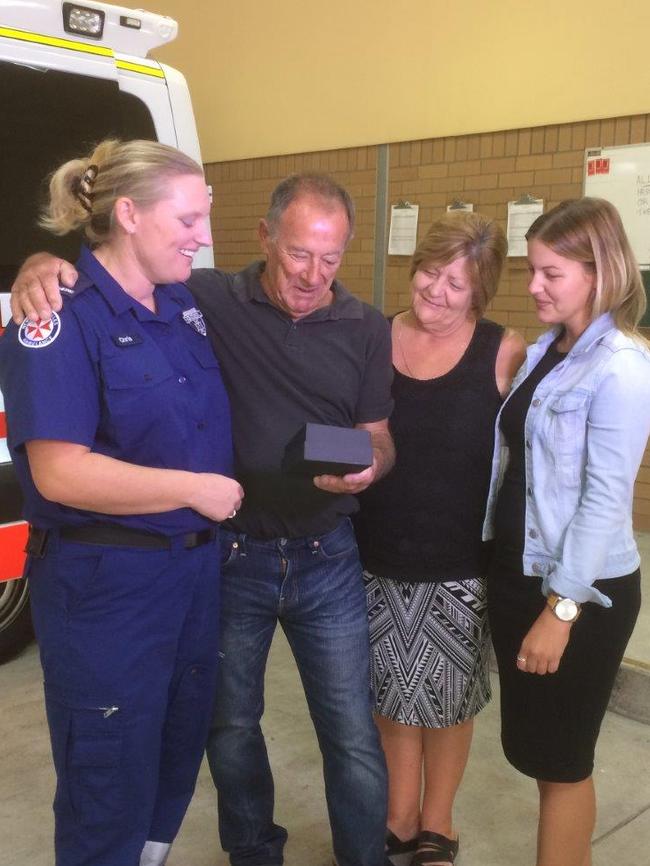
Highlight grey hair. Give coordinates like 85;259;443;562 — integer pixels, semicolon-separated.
265;173;355;243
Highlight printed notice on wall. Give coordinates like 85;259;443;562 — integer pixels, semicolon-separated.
506;198;544;257
388;203;419;255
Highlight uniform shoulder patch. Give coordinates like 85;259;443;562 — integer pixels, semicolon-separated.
18;312;62;349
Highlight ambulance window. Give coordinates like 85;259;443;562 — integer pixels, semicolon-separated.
0;62;157;290
0;465;23;519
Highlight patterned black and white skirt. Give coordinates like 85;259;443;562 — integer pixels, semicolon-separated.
363;571;492;728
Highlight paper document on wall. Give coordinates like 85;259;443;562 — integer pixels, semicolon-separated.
507;199;544;256
388;204;419;255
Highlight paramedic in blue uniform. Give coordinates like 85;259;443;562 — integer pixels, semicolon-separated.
0;139;242;866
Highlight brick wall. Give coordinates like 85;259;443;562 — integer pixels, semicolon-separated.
205;113;650;530
205;147;378;305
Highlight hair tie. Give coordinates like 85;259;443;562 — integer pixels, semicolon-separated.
75;164;99;214
82;164;99;187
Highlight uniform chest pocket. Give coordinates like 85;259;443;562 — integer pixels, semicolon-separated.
188;339;221;371
102;350;175;391
100;351;177;437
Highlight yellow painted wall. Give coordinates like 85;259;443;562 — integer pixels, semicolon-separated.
151;0;650;163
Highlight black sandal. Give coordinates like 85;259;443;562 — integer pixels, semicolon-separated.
385;829;419;866
412;830;459;866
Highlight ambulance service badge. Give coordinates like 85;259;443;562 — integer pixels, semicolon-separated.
18;312;62;349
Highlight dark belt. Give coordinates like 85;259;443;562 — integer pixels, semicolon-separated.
26;524;217;558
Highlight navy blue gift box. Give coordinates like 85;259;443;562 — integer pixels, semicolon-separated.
283;423;373;476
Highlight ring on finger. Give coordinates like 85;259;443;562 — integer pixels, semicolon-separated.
516;655;527;663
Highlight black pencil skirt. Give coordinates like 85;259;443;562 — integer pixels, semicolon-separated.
487;564;641;782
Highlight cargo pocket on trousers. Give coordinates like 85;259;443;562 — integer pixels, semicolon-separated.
70;728;123;826
46;686;125;828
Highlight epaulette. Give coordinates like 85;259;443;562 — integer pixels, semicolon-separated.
59;272;94;305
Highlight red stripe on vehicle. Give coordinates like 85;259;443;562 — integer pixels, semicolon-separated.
0;522;28;583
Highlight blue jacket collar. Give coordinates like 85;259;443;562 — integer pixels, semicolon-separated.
534;313;615;357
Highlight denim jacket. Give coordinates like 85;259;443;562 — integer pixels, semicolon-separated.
483;313;650;607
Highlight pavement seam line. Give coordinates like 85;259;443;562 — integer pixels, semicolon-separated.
592;801;650;846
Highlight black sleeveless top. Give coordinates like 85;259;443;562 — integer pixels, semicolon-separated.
355;318;504;582
491;337;567;572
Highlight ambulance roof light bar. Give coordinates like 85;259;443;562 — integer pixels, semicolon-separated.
0;1;179;58
63;3;105;40
62;2;179;51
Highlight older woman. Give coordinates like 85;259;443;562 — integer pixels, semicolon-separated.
484;198;650;866
0;140;242;866
354;212;525;866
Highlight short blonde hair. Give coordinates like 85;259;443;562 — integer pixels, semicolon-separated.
410;212;507;318
40;139;204;244
525;197;646;336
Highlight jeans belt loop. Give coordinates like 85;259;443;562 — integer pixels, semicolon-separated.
236;533;247;556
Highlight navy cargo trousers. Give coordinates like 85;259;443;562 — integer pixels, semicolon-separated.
27;531;221;866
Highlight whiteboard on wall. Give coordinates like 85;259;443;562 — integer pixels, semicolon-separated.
583;144;650;267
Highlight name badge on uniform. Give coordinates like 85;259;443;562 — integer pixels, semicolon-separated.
112;334;143;348
182;307;206;337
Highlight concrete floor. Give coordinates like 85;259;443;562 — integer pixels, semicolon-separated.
2;628;649;866
2;533;650;865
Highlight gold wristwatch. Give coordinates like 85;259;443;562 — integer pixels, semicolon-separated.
546;593;581;623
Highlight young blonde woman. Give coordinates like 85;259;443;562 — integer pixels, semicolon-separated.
355;212;526;866
484;197;650;866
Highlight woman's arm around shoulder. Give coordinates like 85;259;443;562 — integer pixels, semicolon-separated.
495;327;527;398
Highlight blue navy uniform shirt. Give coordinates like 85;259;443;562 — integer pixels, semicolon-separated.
0;246;233;535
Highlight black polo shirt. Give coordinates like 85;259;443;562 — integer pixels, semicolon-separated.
188;261;393;539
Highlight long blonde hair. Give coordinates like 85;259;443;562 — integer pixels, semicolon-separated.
526;197;647;338
40;139;204;244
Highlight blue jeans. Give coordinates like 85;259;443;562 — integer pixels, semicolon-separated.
206;518;387;866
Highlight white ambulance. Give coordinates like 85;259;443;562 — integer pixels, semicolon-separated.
0;0;212;660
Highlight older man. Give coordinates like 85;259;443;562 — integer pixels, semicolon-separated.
12;173;393;866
